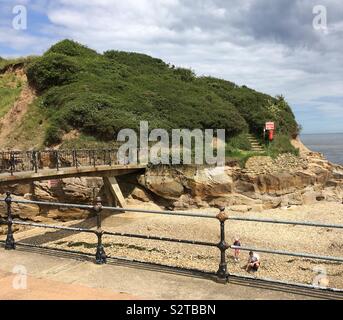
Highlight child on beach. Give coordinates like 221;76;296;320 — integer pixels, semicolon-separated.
233;237;241;262
246;251;261;272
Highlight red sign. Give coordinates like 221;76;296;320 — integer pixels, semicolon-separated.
48;179;60;188
265;122;275;130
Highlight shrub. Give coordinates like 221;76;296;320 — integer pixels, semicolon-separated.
266;134;299;158
227;134;251;151
27;39;299;147
173;68;196;82
46;39;98;57
45;124;63;146
26;53;80;91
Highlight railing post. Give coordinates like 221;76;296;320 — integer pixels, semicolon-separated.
10;152;15;176
93;150;96;167
108;150;112;166
55;151;60;171
93;197;106;265
5;192;15;250
216;207;229;283
32;151;38;173
72;150;76;167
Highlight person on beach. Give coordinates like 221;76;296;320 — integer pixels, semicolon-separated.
233;237;241;262
246;251;261;272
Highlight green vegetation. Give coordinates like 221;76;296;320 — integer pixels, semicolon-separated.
0;40;300;161
225;149;267;167
226;133;251;151
265;134;300;158
0;73;23;118
0;56;37;73
23;40;298;148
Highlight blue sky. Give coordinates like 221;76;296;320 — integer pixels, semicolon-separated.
1;0;342;134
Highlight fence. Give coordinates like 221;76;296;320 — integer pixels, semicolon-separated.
1;192;343;289
0;149;122;175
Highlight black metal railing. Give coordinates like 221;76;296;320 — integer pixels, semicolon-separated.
0;149;124;175
1;192;343;290
0;193;229;281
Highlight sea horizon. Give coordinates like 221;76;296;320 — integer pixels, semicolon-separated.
301;133;343;165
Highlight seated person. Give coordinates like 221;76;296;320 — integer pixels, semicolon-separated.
246;251;260;272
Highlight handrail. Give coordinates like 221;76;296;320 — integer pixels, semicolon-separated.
3;198;343;228
0;149;122;176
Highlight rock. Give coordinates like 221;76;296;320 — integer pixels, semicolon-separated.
281;192;303;207
46;208;91;221
251;204;264;212
131;187;151;203
187;167;234;197
0;183;32;196
261;195;282;209
322;188;343;203
302;191;318;205
209;194;261;208
139;167;185;200
32;182;55;201
228;205;252;213
12;202;40;219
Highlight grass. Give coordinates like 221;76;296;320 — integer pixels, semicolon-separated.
60;134;121;149
0;73;23;118
0;56;38;73
225;148;268;167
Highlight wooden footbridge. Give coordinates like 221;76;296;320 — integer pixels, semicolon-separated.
0;149;146;208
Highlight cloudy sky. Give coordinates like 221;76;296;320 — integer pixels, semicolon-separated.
0;0;342;134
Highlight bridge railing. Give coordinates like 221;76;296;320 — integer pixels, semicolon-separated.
0;149;122;175
1;192;343;291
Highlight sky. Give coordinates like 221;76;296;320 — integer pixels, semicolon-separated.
0;0;342;134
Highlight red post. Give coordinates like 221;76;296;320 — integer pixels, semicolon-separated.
269;129;274;142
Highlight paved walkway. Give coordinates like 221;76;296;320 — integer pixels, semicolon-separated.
0;247;325;300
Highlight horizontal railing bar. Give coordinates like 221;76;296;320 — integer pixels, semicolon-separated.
228;216;343;229
103;230;217;247
1;199;217;220
2;219;216;247
11;220;96;234
102;206;217;219
231;245;343;263
0;199;94;210
229;273;343;294
4;198;343;229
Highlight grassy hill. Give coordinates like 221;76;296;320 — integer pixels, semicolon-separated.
0;40;300;156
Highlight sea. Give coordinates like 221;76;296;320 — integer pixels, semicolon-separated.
301;133;343;165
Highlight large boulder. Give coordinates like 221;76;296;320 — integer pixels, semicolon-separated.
139;171;184;200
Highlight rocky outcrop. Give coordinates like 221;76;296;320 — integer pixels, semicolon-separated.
0;177;104;221
138;153;343;212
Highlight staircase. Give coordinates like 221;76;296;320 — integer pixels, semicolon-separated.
247;134;264;152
